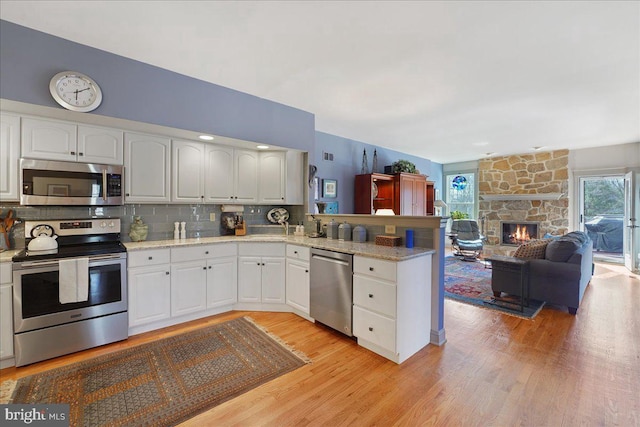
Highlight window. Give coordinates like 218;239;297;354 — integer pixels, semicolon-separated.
445;172;476;219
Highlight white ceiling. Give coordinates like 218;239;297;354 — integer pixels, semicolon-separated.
2;1;639;164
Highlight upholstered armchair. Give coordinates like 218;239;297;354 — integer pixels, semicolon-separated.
449;219;486;261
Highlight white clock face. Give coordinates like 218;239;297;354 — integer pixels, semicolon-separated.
49;71;102;112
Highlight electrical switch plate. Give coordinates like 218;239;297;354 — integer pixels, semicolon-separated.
209;213;216;221
385;225;396;234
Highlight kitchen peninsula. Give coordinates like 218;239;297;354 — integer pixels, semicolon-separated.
124;229;442;364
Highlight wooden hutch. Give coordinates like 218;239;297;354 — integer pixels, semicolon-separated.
354;173;435;215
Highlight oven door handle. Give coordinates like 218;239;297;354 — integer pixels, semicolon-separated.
102;169;108;201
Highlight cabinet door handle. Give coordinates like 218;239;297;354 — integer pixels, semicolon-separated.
203;267;207;270
262;263;265;266
70;151;76;155
126;193;130;197
208;266;212;269
369;267;374;271
368;293;374;298
78;152;84;156
165;271;169;275
205;251;209;254
257;262;261;266
294;251;298;254
148;256;153;260
368;327;374;332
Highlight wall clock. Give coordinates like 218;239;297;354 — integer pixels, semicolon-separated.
49;71;102;112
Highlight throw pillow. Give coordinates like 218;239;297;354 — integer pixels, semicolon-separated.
513;239;549;259
546;238;581;262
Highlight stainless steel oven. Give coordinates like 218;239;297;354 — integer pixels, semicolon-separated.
12;219;128;366
20;158;123;206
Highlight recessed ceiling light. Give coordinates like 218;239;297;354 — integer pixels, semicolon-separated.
199;135;214;141
256;145;269;150
484;152;495;157
532;146;544;151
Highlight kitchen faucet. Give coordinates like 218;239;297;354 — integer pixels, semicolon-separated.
279;219;289;236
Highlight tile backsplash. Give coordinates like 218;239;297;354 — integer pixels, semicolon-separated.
0;203;305;249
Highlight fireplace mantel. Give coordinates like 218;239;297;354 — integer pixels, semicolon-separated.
480;193;564;201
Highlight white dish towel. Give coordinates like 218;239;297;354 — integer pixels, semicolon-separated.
59;258;89;304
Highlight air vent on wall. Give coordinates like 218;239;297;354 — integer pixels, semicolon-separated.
323;152;334;161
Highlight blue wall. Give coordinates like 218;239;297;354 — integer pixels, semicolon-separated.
1;20;443;214
0;20;315;152
314;132;442;213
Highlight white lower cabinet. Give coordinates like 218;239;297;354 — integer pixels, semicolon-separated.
0;274;14;363
286;244;310;314
128;265;172;326
170;259;207;317
237;243;286;308
352;254;432;363
207;257;238;308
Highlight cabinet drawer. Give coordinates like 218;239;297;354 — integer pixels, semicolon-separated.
286;244;310;261
238;242;285;257
171;243;238;263
353;306;396;353
353;276;396;317
128;249;170;267
354;256;397;282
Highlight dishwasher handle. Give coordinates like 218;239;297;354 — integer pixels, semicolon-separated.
311;253;351;267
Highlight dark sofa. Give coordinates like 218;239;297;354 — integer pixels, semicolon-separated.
491;231;594;314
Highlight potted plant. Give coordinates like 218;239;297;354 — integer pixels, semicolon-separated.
391;160;417;174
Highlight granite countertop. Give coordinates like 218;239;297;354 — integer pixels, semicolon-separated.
124;235;435;262
0;249;21;263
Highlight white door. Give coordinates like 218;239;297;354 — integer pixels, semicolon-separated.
204;145;235;203
207;257;238;308
261;257;286;304
170;260;207;316
172;140;205;202
237;256;262;302
0;113;20;201
124;132;171;203
624;171;638;272
77;125;124;165
286;259;310;313
258;151;285;203
128;266;171;326
0;284;14;359
234;150;258;203
21;117;77;162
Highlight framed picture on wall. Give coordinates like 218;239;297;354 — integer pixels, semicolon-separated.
322;179;337;198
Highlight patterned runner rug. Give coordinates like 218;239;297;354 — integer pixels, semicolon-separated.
445;256;545;319
4;317;309;426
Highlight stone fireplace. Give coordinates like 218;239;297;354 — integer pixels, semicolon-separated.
501;221;539;246
478;149;569;256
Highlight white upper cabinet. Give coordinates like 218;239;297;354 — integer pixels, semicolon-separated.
77;125;124;165
258;151;286;204
286;150;304;205
234;149;259;203
172;140;205;203
0;113;20;201
124;132;171;203
205;146;258;204
21;117;123;165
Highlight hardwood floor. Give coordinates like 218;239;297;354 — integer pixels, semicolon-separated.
1;261;638;426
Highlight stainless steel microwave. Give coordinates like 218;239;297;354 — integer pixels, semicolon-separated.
20;158;123;206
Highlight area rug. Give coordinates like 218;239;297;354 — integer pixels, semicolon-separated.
4;316;309;426
445;256;545;319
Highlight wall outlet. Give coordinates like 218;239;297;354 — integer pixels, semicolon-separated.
385;225;396;234
209;213;216;221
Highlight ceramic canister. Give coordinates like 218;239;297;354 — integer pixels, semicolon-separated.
326;219;339;239
338;222;352;241
352;225;367;243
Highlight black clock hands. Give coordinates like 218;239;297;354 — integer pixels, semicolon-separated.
73;87;91;100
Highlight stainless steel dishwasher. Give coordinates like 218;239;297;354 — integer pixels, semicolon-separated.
310;248;354;336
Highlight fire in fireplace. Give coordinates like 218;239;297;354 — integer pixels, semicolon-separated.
501;221;539;246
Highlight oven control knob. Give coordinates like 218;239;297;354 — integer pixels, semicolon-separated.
108;221;115;228
100;221;107;228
